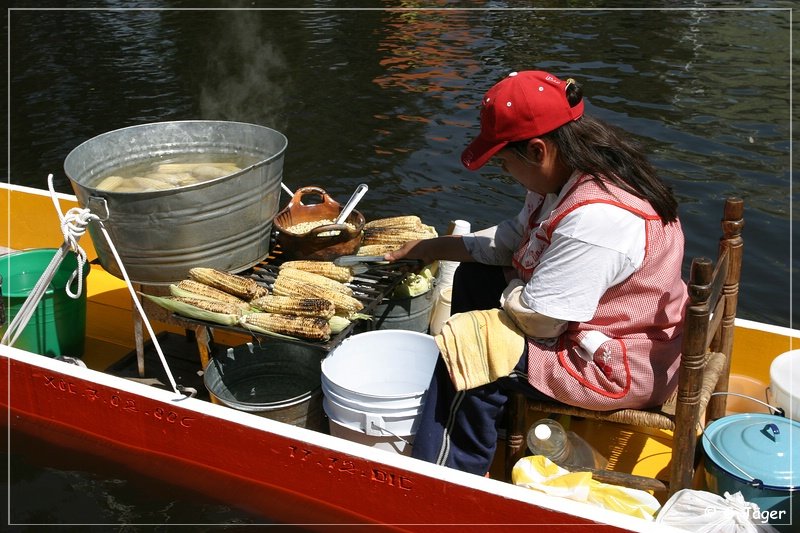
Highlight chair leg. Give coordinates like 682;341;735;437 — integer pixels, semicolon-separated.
505;390;528;481
668;401;701;496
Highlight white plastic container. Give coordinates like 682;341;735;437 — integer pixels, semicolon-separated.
321;330;439;454
769;349;800;422
436;219;471;289
428;286;453;335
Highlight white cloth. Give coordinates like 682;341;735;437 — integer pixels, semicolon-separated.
462;173;646;322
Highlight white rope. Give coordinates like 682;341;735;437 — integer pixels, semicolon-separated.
93;220;181;395
3;175;183;398
1;175;86;347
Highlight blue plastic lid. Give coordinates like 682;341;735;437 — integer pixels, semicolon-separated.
702;413;800;490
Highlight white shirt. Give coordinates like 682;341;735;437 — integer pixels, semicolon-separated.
461;174;646;322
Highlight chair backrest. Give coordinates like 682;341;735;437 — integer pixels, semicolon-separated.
669;197;744;491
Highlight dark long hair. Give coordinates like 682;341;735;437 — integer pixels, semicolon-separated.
509;81;679;222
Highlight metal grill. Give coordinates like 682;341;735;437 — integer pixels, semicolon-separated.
243;261;412;351
170;258;413;352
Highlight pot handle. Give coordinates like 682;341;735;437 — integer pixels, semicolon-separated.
88;196;110;221
286;186;341;210
710;391;785;417
762;422;780;442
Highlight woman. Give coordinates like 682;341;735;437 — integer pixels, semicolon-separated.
387;70;687;476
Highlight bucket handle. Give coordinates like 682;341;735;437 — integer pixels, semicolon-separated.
702;392;786;488
710;391;785;417
368;420;412;447
700;430;765;488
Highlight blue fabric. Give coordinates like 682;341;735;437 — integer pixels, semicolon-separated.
411;263;552;474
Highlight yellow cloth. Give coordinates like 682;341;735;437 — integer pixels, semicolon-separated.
513;456;661;520
434;308;525;391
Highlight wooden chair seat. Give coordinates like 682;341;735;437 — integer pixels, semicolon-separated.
504;198;744;497
522;351;726;432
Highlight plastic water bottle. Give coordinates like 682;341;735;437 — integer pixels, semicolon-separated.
526;418;608;470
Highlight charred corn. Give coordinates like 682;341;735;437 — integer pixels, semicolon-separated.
250;295;335;319
188;267;268;301
279;260;353;283
172;296;244;315
361;229;438;247
141;293;241;326
241;312;331;341
356;244;398;256
273;275;364;316
172;279;249;306
364;215;423;231
277;267;353;296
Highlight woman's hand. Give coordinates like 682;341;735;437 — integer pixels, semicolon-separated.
385;239;428;263
384;235;473;266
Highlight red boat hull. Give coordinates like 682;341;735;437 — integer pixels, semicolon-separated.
2;352;641;532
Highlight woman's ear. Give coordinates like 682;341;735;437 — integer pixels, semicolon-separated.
526;138;548;165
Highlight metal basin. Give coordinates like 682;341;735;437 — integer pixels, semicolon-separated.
64;120;287;284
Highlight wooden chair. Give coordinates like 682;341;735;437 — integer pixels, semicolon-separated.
504;197;744;496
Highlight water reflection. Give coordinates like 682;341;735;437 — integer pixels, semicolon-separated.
8;6;794;321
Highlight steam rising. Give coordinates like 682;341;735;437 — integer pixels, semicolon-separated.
200;12;287;131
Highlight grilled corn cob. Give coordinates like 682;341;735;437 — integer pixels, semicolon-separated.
172;296;245;315
141;293;241;326
361;228;438;247
279;260;354;283
364;215;423;231
273;275;364;316
188;267;268;301
172;279;249;306
277;267;353;296
356;244;398;256
250;295;335;319
241;312;331;341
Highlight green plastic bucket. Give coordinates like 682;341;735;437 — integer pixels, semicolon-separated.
0;248;89;358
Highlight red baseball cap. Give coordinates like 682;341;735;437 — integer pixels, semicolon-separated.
461;71;584;170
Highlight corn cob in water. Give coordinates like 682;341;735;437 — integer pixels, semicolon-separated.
250;295;335;319
188;267;268;301
273;273;364;317
240;312;331;341
279;260;354;283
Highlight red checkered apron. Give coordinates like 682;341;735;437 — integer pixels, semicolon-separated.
513;175;687;410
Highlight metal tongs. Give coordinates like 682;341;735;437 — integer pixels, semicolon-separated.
334;255;422;274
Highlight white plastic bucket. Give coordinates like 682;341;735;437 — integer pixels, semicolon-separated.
769;349;800;422
321;330;439;454
327;418;414;455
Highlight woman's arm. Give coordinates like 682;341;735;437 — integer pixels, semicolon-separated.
385;235;473;265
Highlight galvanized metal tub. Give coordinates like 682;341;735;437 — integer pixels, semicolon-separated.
64;120;287;284
204;340;327;431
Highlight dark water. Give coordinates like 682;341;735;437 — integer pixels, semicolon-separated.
5;2;796;529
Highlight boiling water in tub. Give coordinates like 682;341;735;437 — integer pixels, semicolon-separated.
92;152;259;193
